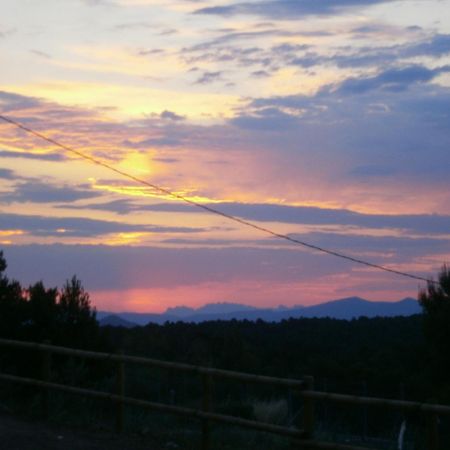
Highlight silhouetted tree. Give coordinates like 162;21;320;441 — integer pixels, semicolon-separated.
0;251;6;274
0;251;100;349
0;251;24;339
25;281;58;342
419;265;450;380
58;275;98;348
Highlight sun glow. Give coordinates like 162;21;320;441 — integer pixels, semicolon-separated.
7;81;241;122
104;232;149;245
0;230;25;237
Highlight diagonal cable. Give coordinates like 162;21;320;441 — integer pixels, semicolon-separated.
0;114;437;284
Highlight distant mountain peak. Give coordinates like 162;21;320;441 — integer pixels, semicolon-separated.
196;302;257;314
165;301;257;317
165;306;195;317
99;314;137;328
98;297;421;327
332;296;367;303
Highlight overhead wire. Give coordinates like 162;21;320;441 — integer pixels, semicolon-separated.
0;114;437;285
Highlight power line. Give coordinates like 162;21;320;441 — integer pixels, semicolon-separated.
0;114;437;284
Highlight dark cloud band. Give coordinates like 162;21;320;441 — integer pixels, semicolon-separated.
195;0;393;19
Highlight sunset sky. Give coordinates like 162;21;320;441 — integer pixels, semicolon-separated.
1;0;450;312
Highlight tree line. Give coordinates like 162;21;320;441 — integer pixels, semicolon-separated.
1;248;449;403
0;251;100;349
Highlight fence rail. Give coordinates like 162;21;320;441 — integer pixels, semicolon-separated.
301;390;450;415
0;338;306;389
1;338;449;450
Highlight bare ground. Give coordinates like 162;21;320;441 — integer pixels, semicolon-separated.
0;411;166;450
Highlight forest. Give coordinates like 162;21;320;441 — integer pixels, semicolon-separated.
1;250;450;449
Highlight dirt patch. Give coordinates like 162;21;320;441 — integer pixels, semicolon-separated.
0;411;165;450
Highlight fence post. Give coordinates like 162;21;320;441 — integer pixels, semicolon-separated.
302;376;315;442
427;413;439;450
201;373;213;450
362;380;368;441
41;340;51;418
115;351;125;433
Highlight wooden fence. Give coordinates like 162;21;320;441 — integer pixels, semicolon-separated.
0;338;449;450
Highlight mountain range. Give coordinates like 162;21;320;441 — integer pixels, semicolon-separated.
97;296;421;328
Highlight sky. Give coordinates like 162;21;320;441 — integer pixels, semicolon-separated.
1;0;450;312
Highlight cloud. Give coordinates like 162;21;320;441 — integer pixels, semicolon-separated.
186;29;286;50
180;28;450;97
114;22;154;31
3;233;444;297
81;0;116;6
230;107;300;130
180;29;315;71
159;110;185;121
274;33;450;71
0;243;374;291
30;49;52;59
0;88;223;163
0;27;15;39
0;91;100;130
317;34;450;69
159;28;177;36
153;157;179;164
60;199;450;236
194;0;393;19
194;71;224;85
161;234;450;263
131;136;183;147
290;231;450;257
183;44;272;70
251;70;271;78
405;33;450;58
0;168;15;179
333;65;450;95
0;150;66;161
0;91;43;112
0;213;205;238
58;199;139;215
1;70;449;220
138;48;165;56
247;68;450;113
229;65;450;172
1;181;99;204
